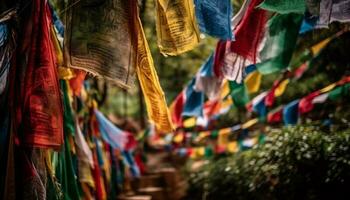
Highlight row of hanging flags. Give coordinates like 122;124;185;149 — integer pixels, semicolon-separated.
169;0;350;130
156;74;350;159
164;0;350;157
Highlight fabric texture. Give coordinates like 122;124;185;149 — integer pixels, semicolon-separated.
64;0;136;89
194;0;233;40
257;13;303;74
155;0;200;55
258;0;306;14
16;0;63;149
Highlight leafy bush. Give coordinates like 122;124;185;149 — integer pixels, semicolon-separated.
185;126;350;200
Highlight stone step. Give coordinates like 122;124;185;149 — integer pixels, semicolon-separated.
117;195;152;200
137;175;164;189
137;187;165;200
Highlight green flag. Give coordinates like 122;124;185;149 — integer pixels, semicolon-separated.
258;0;306;14
229;81;250;107
60;80;75;136
329;83;350;101
257;13;303;74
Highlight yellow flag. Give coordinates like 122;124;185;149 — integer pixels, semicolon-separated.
51;26;75;80
136;14;174;133
183;117;196;128
274;79;290;97
173;133;184;143
242;118;259;129
198;147;205;157
155;0;200;55
244;71;262;94
221;97;233;109
227;142;238;153
220;80;230;99
320;83;337;93
311;37;332;56
218;130;230;147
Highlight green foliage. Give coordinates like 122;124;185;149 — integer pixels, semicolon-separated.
186;125;350;200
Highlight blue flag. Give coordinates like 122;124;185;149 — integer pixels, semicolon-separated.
182;79;205;117
194;0;233;40
283;100;300;125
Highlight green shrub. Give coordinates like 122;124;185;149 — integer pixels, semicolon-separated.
185;126;350;200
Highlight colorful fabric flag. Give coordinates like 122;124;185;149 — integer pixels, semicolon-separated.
283;99;299;125
69;69;86;96
231;0;252;29
183;117;197;128
222;40;251;83
95;109;127;150
310;36;332;56
155;0;200;55
182;79;204;117
244;70;262;93
194;0;233;40
318;0;350;28
265;80;280;107
242;118;259;129
231;0;267;63
221;0;267;83
64;0;136;89
267;106;283;123
312;92;329;104
170;91;185;127
252;92;268;117
135;9;174;132
227;141;238;153
56;134;82;200
298;91;321;114
229;81;250;107
274;79;290;97
293;62;308;79
16;0;63;149
75;121;95;188
328;83;350;100
194;54;223;100
299;14;318;34
257;13;303;74
258;0;306;14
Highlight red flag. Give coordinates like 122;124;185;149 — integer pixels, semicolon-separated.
69;69;86;96
16;0;63;149
170;91;185;127
298;91;321;114
265;80;280;107
230;0;267;63
213;40;227;77
267;107;283;123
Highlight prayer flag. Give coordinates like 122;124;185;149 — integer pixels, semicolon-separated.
274;79;290;97
194;54;223;100
283;99;299;125
229;81;250;107
170;91;185;127
267;106;283;123
257;13;303;74
16;0;63;149
318;0;350;28
194;0;233;40
95;109;128;150
182;79;205;117
244;70;262;94
258;0;306;14
135;9;174;132
155;0;200;55
298;91;321;114
64;0;137;88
